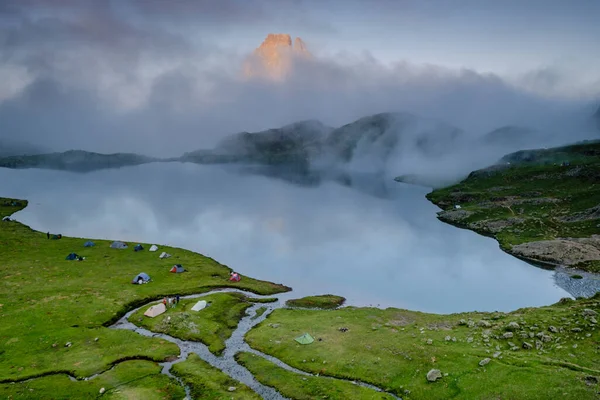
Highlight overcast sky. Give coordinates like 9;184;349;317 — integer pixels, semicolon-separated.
1;0;599;155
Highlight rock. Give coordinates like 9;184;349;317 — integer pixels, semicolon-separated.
584;376;598;386
535;341;543;350
244;33;312;80
583;309;597;317
426;339;433;345
65;342;72;348
511;237;600;267
548;326;559;333
452;337;457;342
479;358;491;367
541;334;552;343
467;320;475;328
523;342;533;349
99;388;105;394
459;319;467;325
572;344;578;349
228;387;237;392
427;369;442;382
493;351;502;358
466;337;473;343
51;343;57;348
508;342;516;347
94;337;99;342
478;320;491;328
571;328;582;332
506;322;520;330
445;335;451;341
502;332;514;339
590;317;597;324
270;323;281;328
510;346;519;351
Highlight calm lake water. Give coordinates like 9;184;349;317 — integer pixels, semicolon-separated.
0;162;570;313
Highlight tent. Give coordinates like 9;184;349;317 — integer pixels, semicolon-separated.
51;234;62;240
191;300;207;311
111;241;128;249
134;244;144;252
170;264;185;273
84;241;95;247
159;252;171;259
144;303;166;318
2;216;10;222
65;253;80;260
149;245;158;252
132;272;151;284
229;272;241;282
294;333;314;345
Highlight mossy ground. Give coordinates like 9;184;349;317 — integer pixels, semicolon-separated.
426;141;600;272
130;292;254;355
171;353;260;399
246;296;600;399
286;294;346;309
0;197;289;395
236;352;396;399
0;360;185;399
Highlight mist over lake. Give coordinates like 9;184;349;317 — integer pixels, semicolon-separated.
0;162;569;313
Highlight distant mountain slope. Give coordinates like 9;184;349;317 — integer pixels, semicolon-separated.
0;150;157;172
182;120;332;167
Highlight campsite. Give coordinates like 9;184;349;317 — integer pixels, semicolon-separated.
1;197;599;399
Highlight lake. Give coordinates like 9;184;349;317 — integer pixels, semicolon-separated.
0;162;571;313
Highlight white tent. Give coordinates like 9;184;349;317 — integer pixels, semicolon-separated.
191;300;207;312
144;303;166;318
159;252;171;259
149;245;158;252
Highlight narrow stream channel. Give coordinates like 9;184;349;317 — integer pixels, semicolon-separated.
109;288;402;400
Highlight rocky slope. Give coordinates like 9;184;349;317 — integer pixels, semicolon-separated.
427;140;600;272
243;33;311;81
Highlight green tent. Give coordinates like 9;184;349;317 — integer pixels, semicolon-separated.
294;333;314;345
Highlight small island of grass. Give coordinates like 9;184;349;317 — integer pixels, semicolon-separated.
286;294;346;309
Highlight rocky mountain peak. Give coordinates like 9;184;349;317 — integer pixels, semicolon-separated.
244;33;311;81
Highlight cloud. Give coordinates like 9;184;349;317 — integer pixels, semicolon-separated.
0;0;597;160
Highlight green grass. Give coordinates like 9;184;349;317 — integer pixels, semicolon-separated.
0;360;185;399
426;142;600;271
246;295;600;399
171;353;260;399
253;306;268;320
236;352;396;399
286;294;346;309
129;292;254;355
0;197;289;392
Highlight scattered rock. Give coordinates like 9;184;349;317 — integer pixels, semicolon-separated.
571;328;582;332
479;358;491;367
445;335;451;341
523;342;533;349
535;341;543;350
51;343;57;348
426;339;433;345
541;334;553;343
506;322;520;330
548;326;559;333
583;309;598;317
584;376;598;386
478;320;491;328
467;320;475;328
270;323;281;329
466;337;473;343
65;342;72;348
590;317;597;324
228;386;237;392
573;344;578;349
427;369;442;382
493;351;502;358
452;337;457;342
502;332;514;339
459;319;467;325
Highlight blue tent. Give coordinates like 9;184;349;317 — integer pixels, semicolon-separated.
132;272;151;284
134;244;144;252
65;253;79;260
84;241;95;247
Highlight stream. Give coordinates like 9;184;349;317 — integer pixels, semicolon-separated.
109;288;402;400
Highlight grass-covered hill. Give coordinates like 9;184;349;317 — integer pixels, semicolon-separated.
0;198;288;398
427;140;600;272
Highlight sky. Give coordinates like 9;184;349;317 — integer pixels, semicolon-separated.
0;0;599;155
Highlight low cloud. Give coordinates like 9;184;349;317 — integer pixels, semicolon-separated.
0;1;597;160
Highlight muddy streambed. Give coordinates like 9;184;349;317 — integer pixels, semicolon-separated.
110;288;401;400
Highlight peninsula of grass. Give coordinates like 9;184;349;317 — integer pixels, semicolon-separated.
171;353;260;400
286;294;346;309
0;360;185;399
0;197;289;391
236;352;397;399
426;140;600;272
246;295;600;399
130;292;254;355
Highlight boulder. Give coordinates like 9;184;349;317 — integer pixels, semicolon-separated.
479;358;491;367
426;369;443;382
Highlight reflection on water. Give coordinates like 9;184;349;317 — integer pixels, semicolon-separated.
0;162;570;313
